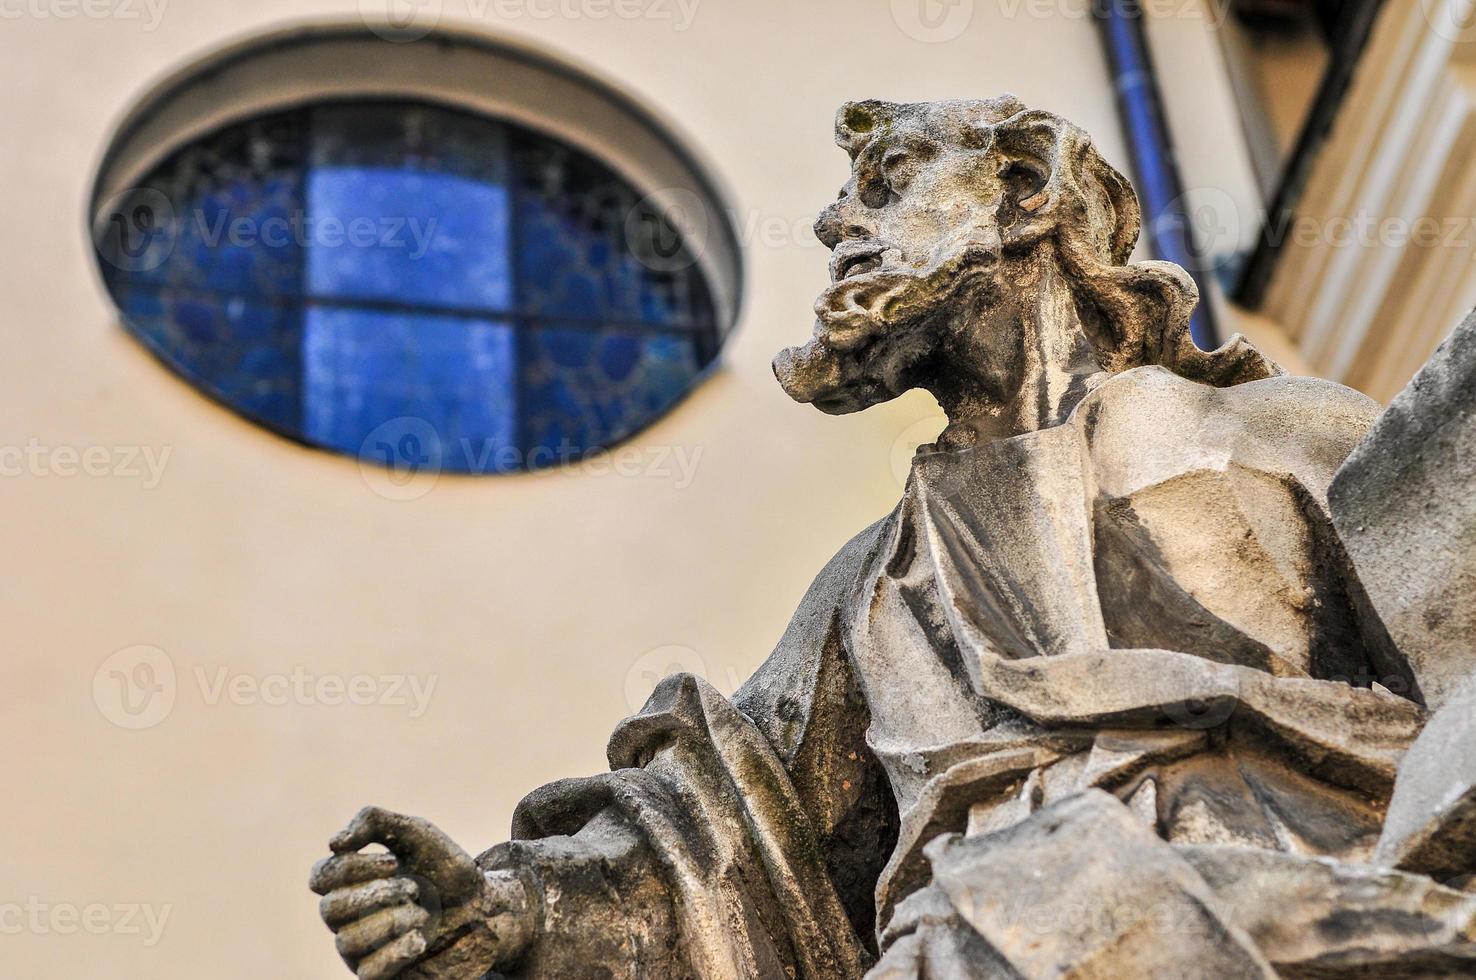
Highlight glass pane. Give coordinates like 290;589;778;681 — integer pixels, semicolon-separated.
99;112;306;299
511;131;709;327
113;286;302;433
303;307;517;473
306;104;513;312
521;324;699;457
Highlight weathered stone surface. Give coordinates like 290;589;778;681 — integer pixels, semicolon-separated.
1330;306;1476;710
1184;844;1476;975
872;790;1275;979
311;99;1476;979
1376;674;1476;881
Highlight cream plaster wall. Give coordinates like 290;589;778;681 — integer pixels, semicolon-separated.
0;2;1228;976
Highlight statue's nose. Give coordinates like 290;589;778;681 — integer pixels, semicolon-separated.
813;200;875;249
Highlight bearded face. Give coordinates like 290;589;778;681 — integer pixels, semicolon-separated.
774;97;1045;413
774;98;1276;417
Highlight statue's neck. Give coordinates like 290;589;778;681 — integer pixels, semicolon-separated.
928;257;1106;449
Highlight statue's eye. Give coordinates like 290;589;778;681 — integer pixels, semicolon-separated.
880;142;937;199
881;150;916;193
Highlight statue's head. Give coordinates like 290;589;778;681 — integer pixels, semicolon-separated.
773;97;1276;415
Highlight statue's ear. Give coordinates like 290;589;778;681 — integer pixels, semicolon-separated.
990;109;1140;265
989;109;1278;386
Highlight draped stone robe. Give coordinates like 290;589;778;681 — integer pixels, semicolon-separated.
480;366;1459;978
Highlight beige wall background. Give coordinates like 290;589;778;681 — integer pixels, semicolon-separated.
1;1;1249;976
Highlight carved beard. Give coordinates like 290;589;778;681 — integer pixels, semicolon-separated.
775;244;1002;414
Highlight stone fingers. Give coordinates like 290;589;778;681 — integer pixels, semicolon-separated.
311;852;402;894
320;876;420;927
336;903;431;959
356;930;428;980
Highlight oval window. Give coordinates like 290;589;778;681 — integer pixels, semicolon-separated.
91;36;736;473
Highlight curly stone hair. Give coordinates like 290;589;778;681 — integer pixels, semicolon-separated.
835;96;1281;388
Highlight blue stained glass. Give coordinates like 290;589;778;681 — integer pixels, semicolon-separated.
113;286;303;433
514;194;610;320
99;113;307;299
598;334;642;381
175;175;304;297
307;167;512;310
522;325;699;455
306;105;513;311
96;100;723;472
510;133;709;329
303;308;516;472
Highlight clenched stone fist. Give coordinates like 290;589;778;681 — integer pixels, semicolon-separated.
311;807;533;980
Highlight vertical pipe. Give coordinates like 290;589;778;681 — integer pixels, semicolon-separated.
1096;0;1220;349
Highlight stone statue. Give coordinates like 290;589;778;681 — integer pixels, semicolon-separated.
310;97;1476;978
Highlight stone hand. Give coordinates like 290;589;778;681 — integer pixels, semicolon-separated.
311;807;532;980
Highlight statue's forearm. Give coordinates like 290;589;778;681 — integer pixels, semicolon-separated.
474;810;690;979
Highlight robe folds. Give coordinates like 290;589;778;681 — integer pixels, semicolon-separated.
479;366;1474;978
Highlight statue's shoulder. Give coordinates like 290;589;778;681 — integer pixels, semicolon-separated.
1074;365;1381;491
1080;363;1379;432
